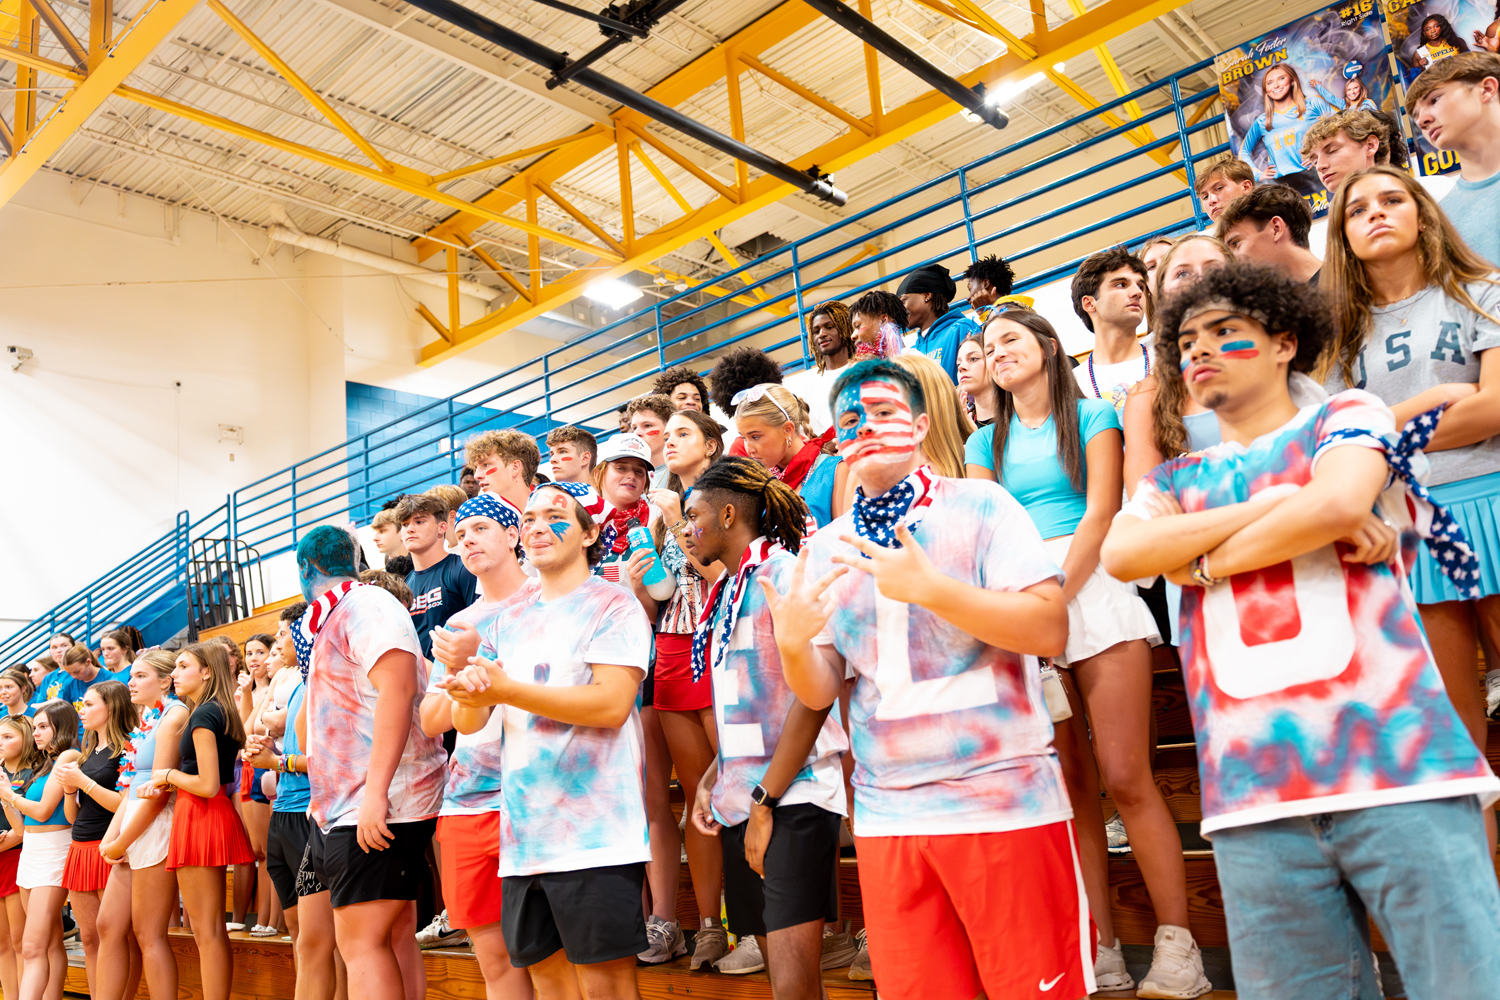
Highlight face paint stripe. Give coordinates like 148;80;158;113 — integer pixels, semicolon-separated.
1219;340;1260;359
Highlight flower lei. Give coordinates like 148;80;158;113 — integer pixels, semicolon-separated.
116;700;165;791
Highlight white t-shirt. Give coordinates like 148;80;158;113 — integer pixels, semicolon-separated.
1073;345;1150;415
783;364;846;436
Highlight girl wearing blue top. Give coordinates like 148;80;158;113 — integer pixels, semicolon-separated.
3;700;81;1000
101;650;187;1000
1237;63;1337;180
966;310;1207;997
0;716;43;1000
0;671;33;720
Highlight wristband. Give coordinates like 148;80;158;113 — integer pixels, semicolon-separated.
1190;553;1220;588
667;518;688;535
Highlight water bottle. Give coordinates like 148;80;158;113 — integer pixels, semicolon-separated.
625;520;672;588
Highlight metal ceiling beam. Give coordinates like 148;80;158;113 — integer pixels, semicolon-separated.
397;0;847;206
415;0;1198;366
0;0;199;211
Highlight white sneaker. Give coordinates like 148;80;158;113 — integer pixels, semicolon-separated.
637;915;686;964
1137;925;1212;999
249;924;278;937
224;922;245;932
1105;811;1131;853
713;934;765;974
415;910;468;949
1094;936;1134;992
1486;669;1500;718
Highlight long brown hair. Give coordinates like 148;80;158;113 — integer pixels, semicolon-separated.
1149;235;1234;458
180;643;247;746
1261;63;1308;128
1323;165;1500;384
654;410;726;549
31;700;79;781
81;680;138;758
983;310;1086;490
895;353;976;478
0;716;46;780
0;668;34;707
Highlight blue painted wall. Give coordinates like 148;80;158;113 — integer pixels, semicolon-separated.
345;382;558;523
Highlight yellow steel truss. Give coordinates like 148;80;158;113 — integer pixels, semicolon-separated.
414;0;1197;365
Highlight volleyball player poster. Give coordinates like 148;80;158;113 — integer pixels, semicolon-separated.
1387;0;1500;175
1215;0;1393;214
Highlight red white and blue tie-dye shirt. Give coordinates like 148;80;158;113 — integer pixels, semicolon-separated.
428;582;539;817
306;585;448;832
805;476;1071;837
476;576;653;876
709;548;848;828
1122;390;1500;835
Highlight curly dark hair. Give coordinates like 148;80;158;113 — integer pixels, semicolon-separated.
961;255;1015;296
708;346;783;415
1070;246;1147;332
650;365;711;409
850;289;908;330
1155;263;1332;379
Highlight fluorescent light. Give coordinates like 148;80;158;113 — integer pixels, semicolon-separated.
1053;61;1065;72
583;279;644;310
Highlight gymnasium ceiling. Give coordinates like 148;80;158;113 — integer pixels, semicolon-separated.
1;0;1324;364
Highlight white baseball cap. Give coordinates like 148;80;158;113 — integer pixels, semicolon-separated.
597;432;656;471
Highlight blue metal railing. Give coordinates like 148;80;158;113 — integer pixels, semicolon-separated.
0;58;1224;662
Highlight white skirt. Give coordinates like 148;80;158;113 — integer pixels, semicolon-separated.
16;829;72;890
1044;534;1161;666
122;796;175;871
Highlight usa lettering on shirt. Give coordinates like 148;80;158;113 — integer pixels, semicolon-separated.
1123;391;1500;835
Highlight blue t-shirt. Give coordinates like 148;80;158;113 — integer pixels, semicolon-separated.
1442;172;1500;268
910;310;980;384
963;398;1120;538
405;553;478;659
274;681;310;815
27;668;127;727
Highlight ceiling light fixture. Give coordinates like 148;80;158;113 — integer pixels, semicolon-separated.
583;279;645;310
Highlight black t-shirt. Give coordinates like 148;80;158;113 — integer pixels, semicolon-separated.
179;701;240;786
0;768;31;835
405;553;478;658
72;746;123;842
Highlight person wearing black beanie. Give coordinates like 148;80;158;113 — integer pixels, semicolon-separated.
897;263;981;384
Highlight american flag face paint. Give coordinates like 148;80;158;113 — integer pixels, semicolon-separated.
1218;340;1260;360
835;379;917;473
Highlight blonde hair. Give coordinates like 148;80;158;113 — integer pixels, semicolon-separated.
732;383;808;435
894;354;975;479
1261;63;1308;128
1323;165;1500;384
81;679;138;758
465;429;540;483
425;484;469;515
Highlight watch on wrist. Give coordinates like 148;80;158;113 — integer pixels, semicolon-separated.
750;784;780;810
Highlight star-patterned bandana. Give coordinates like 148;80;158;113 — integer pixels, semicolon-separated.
292;580;364;681
691;536;785;682
1324;403;1481;600
527;481;608;522
850;466;936;551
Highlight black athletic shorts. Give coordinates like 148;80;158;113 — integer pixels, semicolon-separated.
307;818;437;910
501;862;647;967
722;803;841;937
266;811;313;910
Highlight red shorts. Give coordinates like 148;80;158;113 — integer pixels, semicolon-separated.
856;822;1095;1000
0;847;19;897
436;813;504;931
652;633;711;712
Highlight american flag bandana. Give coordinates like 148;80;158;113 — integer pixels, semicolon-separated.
528;481;609;522
850;465;936;551
1324;403;1482;600
691;536;786;683
293;580;364;681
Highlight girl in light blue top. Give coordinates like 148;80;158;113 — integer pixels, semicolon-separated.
1237;63;1337;179
965;309;1205;996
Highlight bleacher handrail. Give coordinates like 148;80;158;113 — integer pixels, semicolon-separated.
0;57;1224;663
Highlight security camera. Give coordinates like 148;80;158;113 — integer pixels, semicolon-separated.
7;346;32;372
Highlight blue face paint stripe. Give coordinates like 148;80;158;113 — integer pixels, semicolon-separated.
1220;340;1259;356
549;522;569;540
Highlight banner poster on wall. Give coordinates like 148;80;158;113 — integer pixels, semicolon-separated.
1216;0;1395;215
1387;0;1500;175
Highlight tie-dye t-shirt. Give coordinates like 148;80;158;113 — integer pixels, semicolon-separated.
1123;391;1500;836
709;548;848;828
427;582;539;817
475;576;653;876
804;476;1070;837
306;585;448;832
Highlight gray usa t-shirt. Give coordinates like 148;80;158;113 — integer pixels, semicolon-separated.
1325;279;1500;485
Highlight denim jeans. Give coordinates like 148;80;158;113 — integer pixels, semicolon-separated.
1212;795;1500;1000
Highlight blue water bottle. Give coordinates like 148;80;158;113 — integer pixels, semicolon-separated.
626;519;672;588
